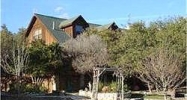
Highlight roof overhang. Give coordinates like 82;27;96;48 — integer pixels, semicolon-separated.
25;15;37;37
59;15;89;28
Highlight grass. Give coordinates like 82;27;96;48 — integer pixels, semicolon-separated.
144;94;165;99
130;92;170;99
130;93;144;98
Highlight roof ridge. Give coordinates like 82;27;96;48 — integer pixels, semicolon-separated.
59;15;84;28
88;22;101;26
60;15;81;23
34;13;67;20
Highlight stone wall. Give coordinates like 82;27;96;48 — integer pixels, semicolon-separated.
79;91;117;100
79;90;131;100
97;93;117;100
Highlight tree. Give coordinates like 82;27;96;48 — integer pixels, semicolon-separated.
84;28;122;68
1;25;28;75
137;47;186;99
1;24;14;73
14;28;27;46
109;17;186;96
1;29;28;94
63;34;108;74
111;22;153;76
1;25;29;93
1;26;29;76
27;40;62;86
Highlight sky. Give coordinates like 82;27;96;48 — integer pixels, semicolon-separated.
1;0;186;33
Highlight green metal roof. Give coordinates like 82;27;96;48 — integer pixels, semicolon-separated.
96;22;115;31
88;23;101;27
32;14;118;43
59;15;81;28
35;13;70;43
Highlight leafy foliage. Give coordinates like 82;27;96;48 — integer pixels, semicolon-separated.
85;17;186;94
1;25;28;75
1;24;14;73
98;81;129;92
113;17;186;95
9;83;47;93
27;40;62;77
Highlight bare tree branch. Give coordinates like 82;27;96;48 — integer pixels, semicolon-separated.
136;47;186;94
63;34;108;74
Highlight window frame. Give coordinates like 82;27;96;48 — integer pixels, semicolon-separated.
33;29;42;40
75;25;83;35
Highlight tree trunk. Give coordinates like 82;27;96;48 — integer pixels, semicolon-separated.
164;94;167;100
155;83;159;93
168;89;175;99
147;82;152;93
55;75;59;91
163;86;169;100
16;75;21;95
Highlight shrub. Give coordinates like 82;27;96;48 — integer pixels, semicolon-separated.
98;82;104;92
97;81;129;93
9;82;21;93
24;83;47;93
110;81;117;92
123;84;129;92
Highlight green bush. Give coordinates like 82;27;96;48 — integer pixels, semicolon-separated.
98;81;129;93
110;81;117;92
123;84;129;92
98;82;104;92
9;83;47;94
24;83;47;93
9;82;21;93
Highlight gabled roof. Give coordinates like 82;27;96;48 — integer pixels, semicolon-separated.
26;13;119;44
96;22;118;31
88;23;101;27
26;13;70;43
59;15;88;28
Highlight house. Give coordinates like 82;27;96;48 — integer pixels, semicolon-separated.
25;13;119;92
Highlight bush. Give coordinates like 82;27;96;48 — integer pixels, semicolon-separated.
110;81;117;92
98;82;104;92
9;83;47;94
98;81;129;93
24;83;47;93
9;82;21;93
123;84;129;92
109;82;129;92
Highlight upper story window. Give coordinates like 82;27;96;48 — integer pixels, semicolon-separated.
75;25;83;35
33;29;42;40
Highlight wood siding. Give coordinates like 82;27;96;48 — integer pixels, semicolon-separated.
25;15;90;92
26;17;57;45
63;26;73;37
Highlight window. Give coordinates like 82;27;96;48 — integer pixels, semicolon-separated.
75;25;83;35
33;29;42;40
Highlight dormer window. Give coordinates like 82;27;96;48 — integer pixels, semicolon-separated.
33;29;42;40
75;25;83;35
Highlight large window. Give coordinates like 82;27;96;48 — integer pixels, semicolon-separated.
75;25;83;35
33;29;42;40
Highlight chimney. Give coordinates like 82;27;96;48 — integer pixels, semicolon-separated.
52;21;55;30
